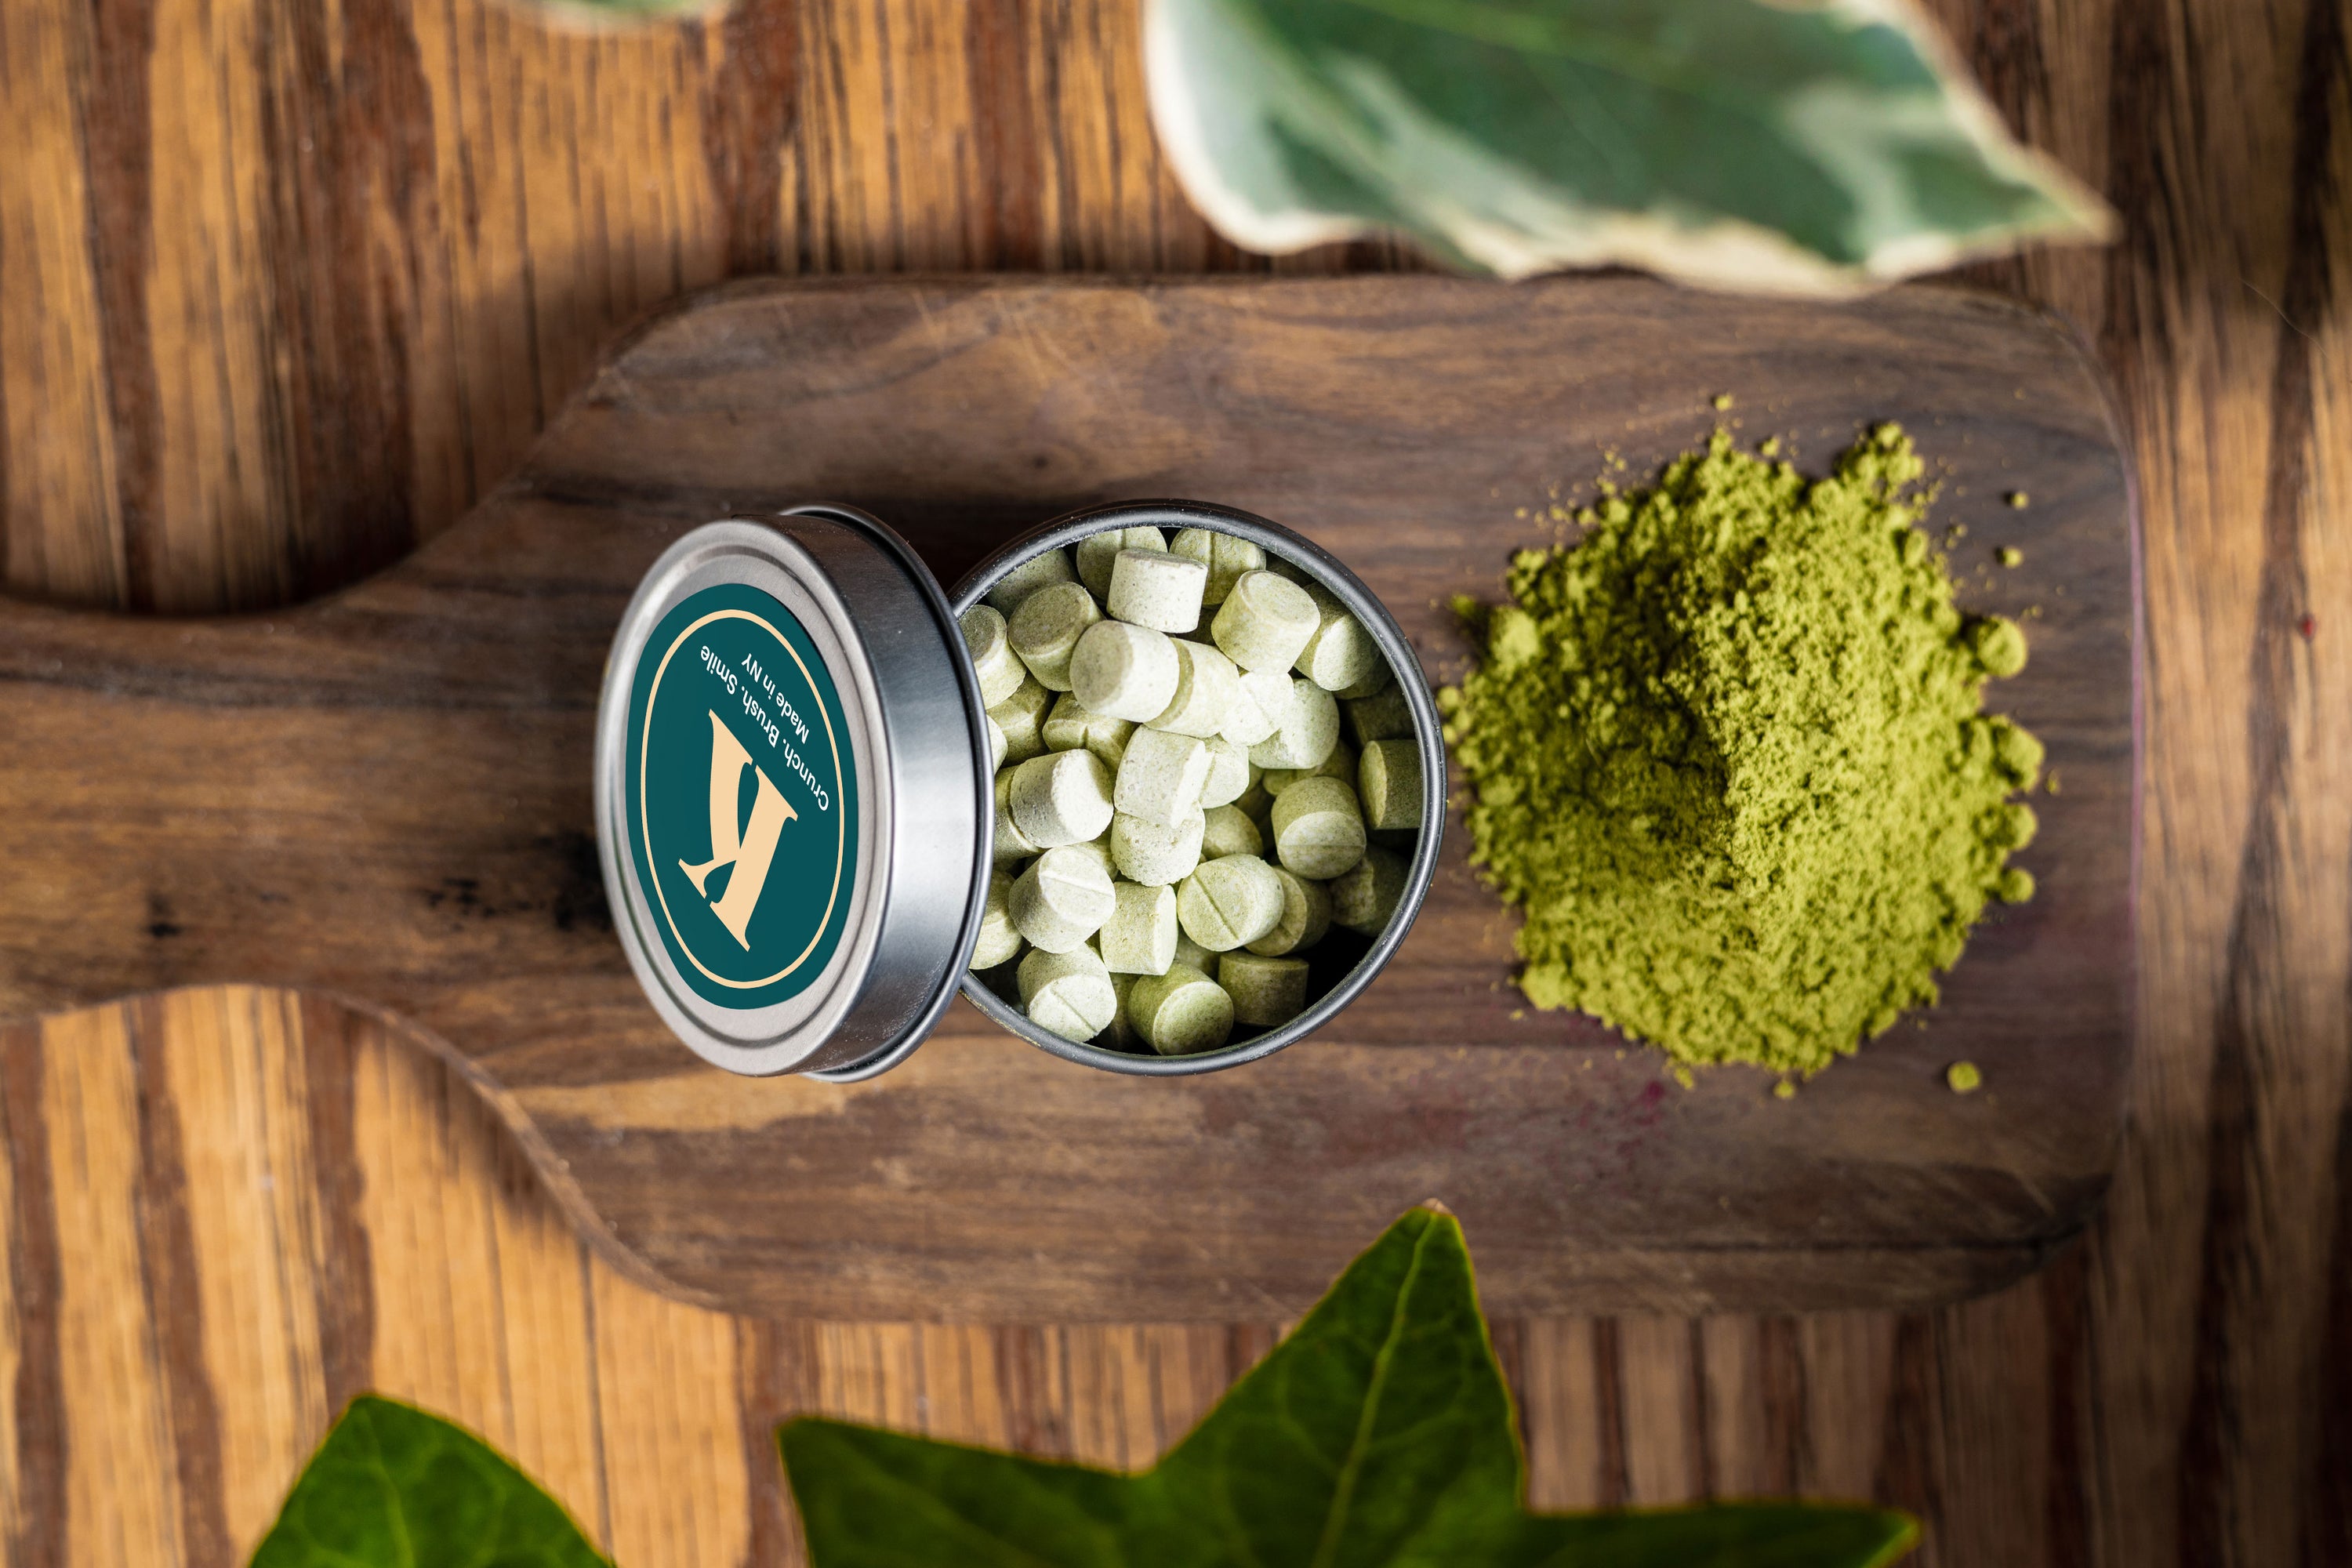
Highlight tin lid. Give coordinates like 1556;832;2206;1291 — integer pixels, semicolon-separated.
594;507;993;1080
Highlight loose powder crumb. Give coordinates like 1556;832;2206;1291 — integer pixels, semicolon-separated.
2007;491;2031;509
1439;426;2041;1077
1947;1061;1984;1094
1998;546;2023;567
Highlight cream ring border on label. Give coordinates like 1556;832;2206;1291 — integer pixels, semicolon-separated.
641;608;848;990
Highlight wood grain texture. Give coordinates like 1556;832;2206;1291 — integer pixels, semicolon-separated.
0;991;2168;1567
0;0;2345;1562
0;272;2138;1320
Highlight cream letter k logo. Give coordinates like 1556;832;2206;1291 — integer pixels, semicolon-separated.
678;710;799;949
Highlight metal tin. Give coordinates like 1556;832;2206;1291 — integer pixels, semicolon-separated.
951;502;1446;1075
595;506;991;1082
595;499;1443;1080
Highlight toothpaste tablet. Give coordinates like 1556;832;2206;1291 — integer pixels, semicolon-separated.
1107;548;1210;634
1357;738;1423;832
1114;726;1212;828
1070;620;1182;723
1109;807;1206;887
985;547;1080;616
1128;963;1236;1054
970;868;1025;970
1018;943;1118;1040
1149;637;1242;739
1249;677;1341;771
1175;853;1285;952
988;673;1054;767
1007;580;1102;691
1009;845;1118;953
1076;526;1167;598
960;604;1029;706
1246;866;1331;957
1170;528;1266;605
1098;880;1180;975
1010;749;1116;848
1271;775;1367;880
1211;569;1321;673
1042;693;1136;769
1220;951;1310;1028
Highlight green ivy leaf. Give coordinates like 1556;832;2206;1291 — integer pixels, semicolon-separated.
1144;0;2111;292
249;1396;611;1568
781;1204;1918;1567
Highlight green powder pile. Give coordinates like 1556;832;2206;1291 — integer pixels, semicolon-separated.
1439;425;2042;1077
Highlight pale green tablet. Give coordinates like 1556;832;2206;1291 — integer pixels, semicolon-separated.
1344;682;1414;747
1129;963;1236;1055
1200;803;1265;860
1211;569;1320;673
1247;866;1331;957
1176;853;1285;952
1098;880;1178;975
1041;692;1135;768
1108;548;1210;633
993;771;1039;866
988;673;1054;767
1109;808;1205;887
960;604;1029;706
985;547;1079;616
1272;775;1367;880
1220;951;1310;1028
1007;580;1102;691
1018;943;1118;1041
1249;676;1340;770
1331;844;1410;935
1076;526;1167;598
1070;620;1182;722
1010;845;1118;953
1010;748;1116;847
1170;528;1265;604
1357;739;1422;831
1147;637;1240;737
970;868;1025;970
1293;582;1384;693
1114;726;1210;827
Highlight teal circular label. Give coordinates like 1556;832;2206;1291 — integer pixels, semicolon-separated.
625;583;861;1010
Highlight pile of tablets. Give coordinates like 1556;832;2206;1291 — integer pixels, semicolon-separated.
961;526;1422;1056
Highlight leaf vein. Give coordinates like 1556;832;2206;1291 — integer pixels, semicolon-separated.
1306;1217;1439;1568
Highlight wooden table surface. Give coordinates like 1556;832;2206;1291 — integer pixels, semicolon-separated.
0;1;2343;1565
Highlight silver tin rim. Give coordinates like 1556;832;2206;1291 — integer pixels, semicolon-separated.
949;500;1446;1076
594;506;993;1080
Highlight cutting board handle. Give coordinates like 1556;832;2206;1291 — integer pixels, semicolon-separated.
0;511;647;1029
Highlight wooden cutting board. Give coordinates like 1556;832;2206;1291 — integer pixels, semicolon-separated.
0;275;2136;1320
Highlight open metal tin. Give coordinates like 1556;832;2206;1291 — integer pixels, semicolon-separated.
594;501;1443;1080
